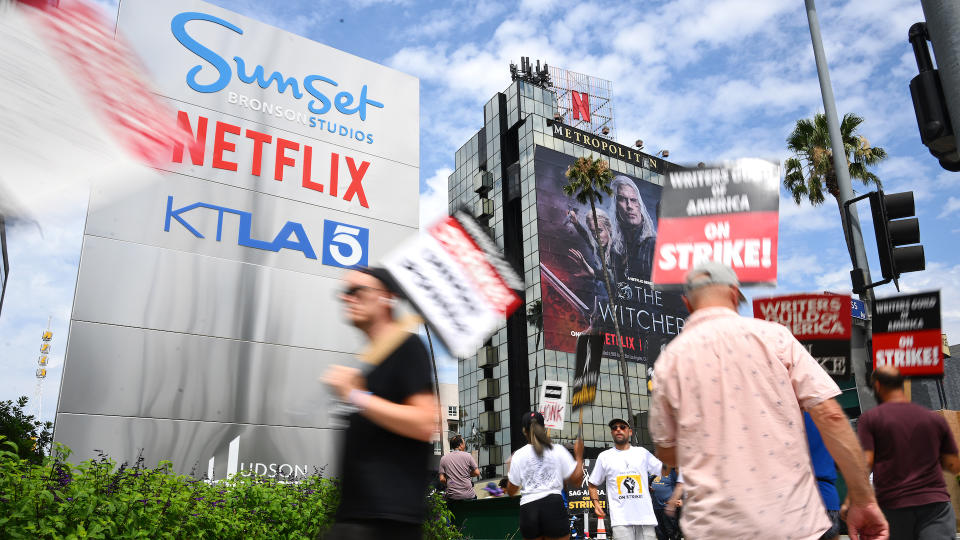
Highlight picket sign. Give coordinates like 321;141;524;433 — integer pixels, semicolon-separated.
538;380;567;431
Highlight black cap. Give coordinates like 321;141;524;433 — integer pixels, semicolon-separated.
353;266;404;298
608;418;631;430
521;411;544;429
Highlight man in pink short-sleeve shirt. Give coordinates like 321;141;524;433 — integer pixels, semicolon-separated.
649;262;888;540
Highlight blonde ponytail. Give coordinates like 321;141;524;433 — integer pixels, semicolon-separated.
526;422;553;457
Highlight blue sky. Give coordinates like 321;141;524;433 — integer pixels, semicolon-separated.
2;0;958;423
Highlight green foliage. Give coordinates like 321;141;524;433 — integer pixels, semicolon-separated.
423;490;464;540
0;396;53;464
0;439;463;539
784;112;887;206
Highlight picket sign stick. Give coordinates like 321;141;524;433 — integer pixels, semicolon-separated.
577;408;583;439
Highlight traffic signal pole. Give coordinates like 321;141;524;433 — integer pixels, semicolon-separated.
921;1;960;157
804;0;877;410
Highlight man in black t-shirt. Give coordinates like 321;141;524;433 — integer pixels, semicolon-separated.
322;267;437;540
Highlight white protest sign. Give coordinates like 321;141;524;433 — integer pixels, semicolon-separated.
539;380;567;431
383;209;522;358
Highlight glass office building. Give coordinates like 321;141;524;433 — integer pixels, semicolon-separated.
449;74;680;477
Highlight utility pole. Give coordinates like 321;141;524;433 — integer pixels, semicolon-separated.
921;1;960;156
804;0;876;410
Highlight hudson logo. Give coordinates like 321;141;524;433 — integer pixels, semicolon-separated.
164;196;369;268
171;12;384;144
207;436;312;480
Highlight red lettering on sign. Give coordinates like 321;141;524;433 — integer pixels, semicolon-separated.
344;157;370;208
172;110;206;165
212;121;240;172
170;110;375;208
571;91;591;122
274;138;299;181
245;129;272;177
301;145;323;193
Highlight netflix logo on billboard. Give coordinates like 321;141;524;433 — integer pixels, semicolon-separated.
754;293;852;377
652;159;780;286
872;291;942;377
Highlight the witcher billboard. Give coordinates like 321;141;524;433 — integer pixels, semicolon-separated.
535;146;687;363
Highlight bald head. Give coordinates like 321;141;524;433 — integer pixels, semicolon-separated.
683;283;741;312
871;365;905;390
871;365;906;404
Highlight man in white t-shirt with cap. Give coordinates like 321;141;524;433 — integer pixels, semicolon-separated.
589;417;663;540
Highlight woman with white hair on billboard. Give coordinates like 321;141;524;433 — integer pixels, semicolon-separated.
610;175;656;282
566;207;622;284
566;207;624;329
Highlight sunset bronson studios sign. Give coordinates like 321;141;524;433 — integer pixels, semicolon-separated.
54;0;419;478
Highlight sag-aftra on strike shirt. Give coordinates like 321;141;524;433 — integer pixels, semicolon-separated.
589;445;662;527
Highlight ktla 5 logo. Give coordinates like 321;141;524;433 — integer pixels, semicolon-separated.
164;196;368;268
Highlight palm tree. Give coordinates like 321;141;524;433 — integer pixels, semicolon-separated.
562;155;637;443
527;300;543;408
784;112;887;206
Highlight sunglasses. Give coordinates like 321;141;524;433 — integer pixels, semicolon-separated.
339;285;385;299
610;424;630;432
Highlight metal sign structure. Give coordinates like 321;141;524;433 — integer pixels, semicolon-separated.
54;0;419;477
549;65;616;139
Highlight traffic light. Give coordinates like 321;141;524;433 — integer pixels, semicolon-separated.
868;189;925;287
909;22;960;171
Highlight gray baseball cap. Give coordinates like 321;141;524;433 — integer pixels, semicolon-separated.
684;262;746;302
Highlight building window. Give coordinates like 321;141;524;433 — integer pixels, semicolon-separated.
433;440;442;455
448;405;458;418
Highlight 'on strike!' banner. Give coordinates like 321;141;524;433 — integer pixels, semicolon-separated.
872;290;942;377
753;293;852;377
652;159;780;286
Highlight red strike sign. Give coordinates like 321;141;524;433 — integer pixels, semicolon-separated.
873;331;943;372
653;213;778;284
429;218;522;316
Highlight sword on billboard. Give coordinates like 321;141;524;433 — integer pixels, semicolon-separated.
540;262;590;314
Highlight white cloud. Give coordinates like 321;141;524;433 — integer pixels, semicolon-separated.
779;197;841;232
938;196;960;219
420;167;453;228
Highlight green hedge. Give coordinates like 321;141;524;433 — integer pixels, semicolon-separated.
0;438;463;539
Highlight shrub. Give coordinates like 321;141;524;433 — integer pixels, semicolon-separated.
0;396;53;464
0;439;463;539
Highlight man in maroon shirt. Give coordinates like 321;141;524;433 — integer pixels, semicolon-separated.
438;435;480;500
853;366;960;539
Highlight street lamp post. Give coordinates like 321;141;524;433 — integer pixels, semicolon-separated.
804;0;876;410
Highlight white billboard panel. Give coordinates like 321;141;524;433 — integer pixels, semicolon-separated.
56;0;420;476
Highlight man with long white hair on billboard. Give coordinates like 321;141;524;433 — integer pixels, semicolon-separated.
610;176;656;282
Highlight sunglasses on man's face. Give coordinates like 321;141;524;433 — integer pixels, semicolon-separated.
610;424;629;432
339;285;384;299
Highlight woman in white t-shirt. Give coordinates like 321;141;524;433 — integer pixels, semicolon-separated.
506;411;584;540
